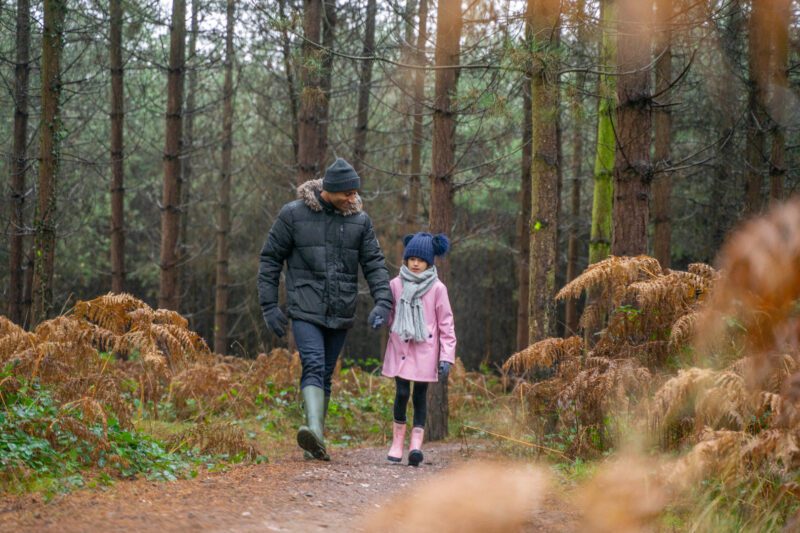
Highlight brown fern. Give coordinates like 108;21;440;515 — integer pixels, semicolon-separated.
503;336;583;374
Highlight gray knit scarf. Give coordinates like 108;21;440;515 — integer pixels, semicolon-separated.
392;265;438;342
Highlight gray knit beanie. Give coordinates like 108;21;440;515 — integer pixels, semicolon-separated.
322;158;361;192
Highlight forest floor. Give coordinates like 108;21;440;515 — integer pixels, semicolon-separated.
0;441;580;532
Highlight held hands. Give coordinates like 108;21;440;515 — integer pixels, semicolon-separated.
368;305;390;329
438;361;452;383
264;307;288;338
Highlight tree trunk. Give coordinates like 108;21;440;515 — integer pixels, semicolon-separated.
279;0;299;163
407;0;428;235
564;0;587;335
515;73;532;351
652;0;672;268
317;0;336;169
589;0;616;266
179;0;199;310
744;0;769;215
31;0;66;325
708;0;741;261
394;0;418;266
426;0;461;442
214;0;235;354
8;0;31;324
352;0;376;176
23;251;34;325
611;0;652;257
527;0;561;343
296;0;323;183
110;0;125;293
159;0;186;311
768;0;790;203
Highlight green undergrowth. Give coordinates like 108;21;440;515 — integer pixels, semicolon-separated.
0;377;200;498
661;474;800;532
0;356;539;500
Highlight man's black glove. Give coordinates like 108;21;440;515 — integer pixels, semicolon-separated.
368;305;390;329
438;361;452;383
264;307;288;338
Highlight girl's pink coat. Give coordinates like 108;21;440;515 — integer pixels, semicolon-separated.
381;276;457;382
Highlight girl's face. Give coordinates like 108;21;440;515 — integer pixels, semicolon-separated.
406;257;429;274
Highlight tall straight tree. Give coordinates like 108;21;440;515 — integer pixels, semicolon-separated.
159;0;187;310
31;0;67;325
564;0;587;335
744;0;769;215
278;0;299;163
317;0;336;169
296;0;323;183
394;0;419;265
768;0;790;202
611;0;652;256
214;0;235;354
109;0;125;292
515;74;532;351
426;0;461;442
179;0;200;302
652;0;672;267
527;0;561;343
406;0;428;235
8;0;31;323
589;0;616;265
352;0;376;175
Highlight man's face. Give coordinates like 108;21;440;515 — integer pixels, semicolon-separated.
322;189;359;212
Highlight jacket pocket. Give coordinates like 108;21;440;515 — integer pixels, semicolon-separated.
338;281;358;317
293;279;323;314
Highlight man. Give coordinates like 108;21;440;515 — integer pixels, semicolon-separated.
258;158;392;461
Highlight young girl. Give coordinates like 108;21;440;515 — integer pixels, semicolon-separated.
381;232;457;466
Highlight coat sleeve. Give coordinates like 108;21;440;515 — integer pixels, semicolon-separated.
436;283;457;364
258;203;294;317
358;214;393;310
386;279;399;328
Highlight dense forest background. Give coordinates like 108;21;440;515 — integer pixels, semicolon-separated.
1;0;798;369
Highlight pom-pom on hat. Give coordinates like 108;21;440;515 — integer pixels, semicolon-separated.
403;232;450;266
322;158;361;192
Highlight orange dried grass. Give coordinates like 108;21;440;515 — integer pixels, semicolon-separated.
363;462;551;533
576;455;669;533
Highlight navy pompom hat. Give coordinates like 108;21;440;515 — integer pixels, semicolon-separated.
322;158;361;192
403;232;450;266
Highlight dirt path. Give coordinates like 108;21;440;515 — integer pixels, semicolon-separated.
0;443;579;532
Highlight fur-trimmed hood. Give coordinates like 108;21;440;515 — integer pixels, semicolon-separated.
297;179;363;216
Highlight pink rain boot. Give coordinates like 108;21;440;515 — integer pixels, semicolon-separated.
408;426;424;467
387;422;406;463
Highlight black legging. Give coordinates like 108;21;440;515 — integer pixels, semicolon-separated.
393;377;428;428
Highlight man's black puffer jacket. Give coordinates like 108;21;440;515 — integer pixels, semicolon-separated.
258;179;392;330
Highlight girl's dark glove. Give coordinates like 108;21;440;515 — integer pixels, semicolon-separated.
264;307;288;338
368;305;390;329
438;361;452;382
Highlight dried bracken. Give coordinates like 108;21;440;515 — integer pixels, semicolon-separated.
506;257;715;452
503;336;583;375
0;293;218;427
166;421;261;460
697;197;800;355
556;255;663;304
637;200;800;491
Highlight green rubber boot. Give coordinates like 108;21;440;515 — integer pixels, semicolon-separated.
297;386;329;461
304;395;330;460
